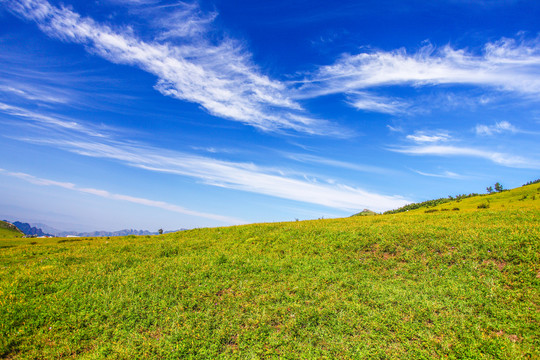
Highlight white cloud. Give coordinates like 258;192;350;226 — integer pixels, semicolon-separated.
406;131;451;143
144;2;218;40
4;171;77;189
0;101;109;138
475;121;518;135
0;100;407;212
346;91;409;114
390;145;540;169
411;169;465;179
107;0;160;4
6;0;338;135
386;124;403;132
14;136;409;212
0;55;134;112
6;1;540;122
284;153;397;175
0;83;70;104
299;37;540;111
0;169;242;224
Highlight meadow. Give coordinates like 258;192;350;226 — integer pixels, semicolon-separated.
1;184;539;359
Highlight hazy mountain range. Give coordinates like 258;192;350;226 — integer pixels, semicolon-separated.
4;220;183;237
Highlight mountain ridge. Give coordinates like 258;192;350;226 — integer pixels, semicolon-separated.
3;220;179;237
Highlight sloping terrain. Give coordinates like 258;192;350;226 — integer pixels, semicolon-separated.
0;185;538;359
0;220;23;239
389;182;540;214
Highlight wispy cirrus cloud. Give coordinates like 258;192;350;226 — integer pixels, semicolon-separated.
0;83;71;104
1;99;408;211
0;168;243;224
390;145;540;169
140;2;218;40
406;131;452;143
299;37;540;113
0;169;77;189
6;0;539;126
411;169;466;179
284;152;398;175
0;101;110;138
0;49;146;114
345;91;409;115
475;120;518;136
20;138;408;212
5;0;338;135
309;37;540;94
106;0;160;5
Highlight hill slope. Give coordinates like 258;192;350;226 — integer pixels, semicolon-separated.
0;185;538;358
386;182;540;214
0;220;23;238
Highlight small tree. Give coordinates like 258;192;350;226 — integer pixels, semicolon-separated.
158;228;163;235
486;186;493;194
494;182;503;192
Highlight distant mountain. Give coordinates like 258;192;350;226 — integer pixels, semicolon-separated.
11;221;53;237
56;229;159;237
54;229;186;237
31;223;63;236
6;220;184;237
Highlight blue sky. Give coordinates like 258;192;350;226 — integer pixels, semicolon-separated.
0;0;539;231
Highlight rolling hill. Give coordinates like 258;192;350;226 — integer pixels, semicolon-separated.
0;220;23;238
0;182;538;358
385;181;540;214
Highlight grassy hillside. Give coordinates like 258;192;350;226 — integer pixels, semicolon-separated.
0;186;539;359
391;182;540;214
0;220;23;239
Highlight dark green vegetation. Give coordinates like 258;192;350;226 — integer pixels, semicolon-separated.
383;193;481;214
523;179;540;186
1;185;539;359
0;220;23;239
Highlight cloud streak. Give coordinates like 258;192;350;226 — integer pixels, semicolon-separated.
6;0;539;123
32;139;409;212
475;121;518;136
0;101;109;138
299;37;540;112
390;145;540;169
346;91;409;114
0;100;407;212
406;131;451;143
284;153;397;175
0;168;243;224
411;169;466;179
5;0;338;135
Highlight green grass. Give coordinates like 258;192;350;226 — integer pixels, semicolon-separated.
1;186;539;359
0;220;23;239
399;183;540;214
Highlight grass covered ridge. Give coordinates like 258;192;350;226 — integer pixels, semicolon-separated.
0;186;539;358
385;183;540;214
0;220;23;239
